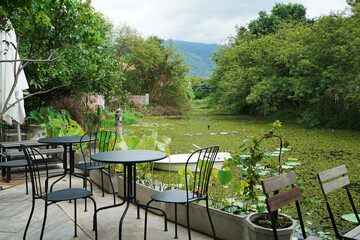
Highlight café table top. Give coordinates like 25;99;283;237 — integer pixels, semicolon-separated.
38;136;92;144
90;150;167;164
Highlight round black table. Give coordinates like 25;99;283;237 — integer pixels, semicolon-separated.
90;150;167;240
38;136;93;189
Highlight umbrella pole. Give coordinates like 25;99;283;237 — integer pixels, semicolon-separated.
17;124;21;141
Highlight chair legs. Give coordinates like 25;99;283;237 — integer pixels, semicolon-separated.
186;203;190;240
206;199;216;240
40;202;48;240
175;203;179;239
74;199;78;237
23;197;97;239
144;200;168;240
23;198;36;240
100;169;105;197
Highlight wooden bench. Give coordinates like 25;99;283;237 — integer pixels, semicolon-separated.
0;140;65;183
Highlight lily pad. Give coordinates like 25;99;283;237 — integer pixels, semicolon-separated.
269;152;280;157
258;196;266;201
342;214;360;222
219;132;230;135
285;162;302;166
282;165;294;169
259;171;270;175
277;148;291;151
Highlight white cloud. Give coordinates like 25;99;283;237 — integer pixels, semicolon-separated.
91;0;349;44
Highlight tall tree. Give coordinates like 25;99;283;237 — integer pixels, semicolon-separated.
248;3;312;35
0;0;124;115
113;25;189;107
210;3;360;129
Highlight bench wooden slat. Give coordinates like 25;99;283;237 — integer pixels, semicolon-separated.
0;140;50;149
318;165;347;182
343;225;360;239
1;148;64;158
322;175;350;194
262;171;297;194
266;186;301;213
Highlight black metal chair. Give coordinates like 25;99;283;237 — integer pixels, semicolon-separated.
74;131;118;205
262;171;322;240
318;165;360;240
144;146;219;240
21;145;97;240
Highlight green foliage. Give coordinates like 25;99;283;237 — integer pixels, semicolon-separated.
99;109;144;130
2;0;125;109
27;106;84;137
218;120;288;213
112;130;171;180
210;3;360;130
114;25;189;107
248;3;312;35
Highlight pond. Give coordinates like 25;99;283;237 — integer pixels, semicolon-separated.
122;109;360;239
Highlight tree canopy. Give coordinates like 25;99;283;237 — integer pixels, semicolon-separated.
210;3;360;129
248;3;313;35
1;0;124;111
113;25;190;107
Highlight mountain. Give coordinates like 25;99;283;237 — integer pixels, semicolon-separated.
165;40;220;78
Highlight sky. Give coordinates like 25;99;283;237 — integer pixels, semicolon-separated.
91;0;349;44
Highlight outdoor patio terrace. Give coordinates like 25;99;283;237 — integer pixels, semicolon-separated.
0;168;213;240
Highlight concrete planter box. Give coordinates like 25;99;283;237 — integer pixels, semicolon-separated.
90;169;119;194
116;176;248;240
165;202;248;240
245;213;296;240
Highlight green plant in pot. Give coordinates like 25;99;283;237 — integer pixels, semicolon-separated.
218;120;295;240
27;106;84;138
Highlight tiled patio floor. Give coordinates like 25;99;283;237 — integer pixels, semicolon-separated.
0;170;213;240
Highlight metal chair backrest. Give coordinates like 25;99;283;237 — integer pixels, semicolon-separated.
185;146;219;201
318;165;360;239
21;145;49;198
261;171;306;240
80;131;118;164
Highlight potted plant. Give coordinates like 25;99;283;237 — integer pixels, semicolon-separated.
219;120;295;240
26;106;84;139
26;109;47;139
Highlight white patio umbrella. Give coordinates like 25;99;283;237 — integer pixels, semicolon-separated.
0;22;29;141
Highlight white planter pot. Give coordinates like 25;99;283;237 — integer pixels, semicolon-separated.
245;212;296;240
29;124;46;140
90;169;119;193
